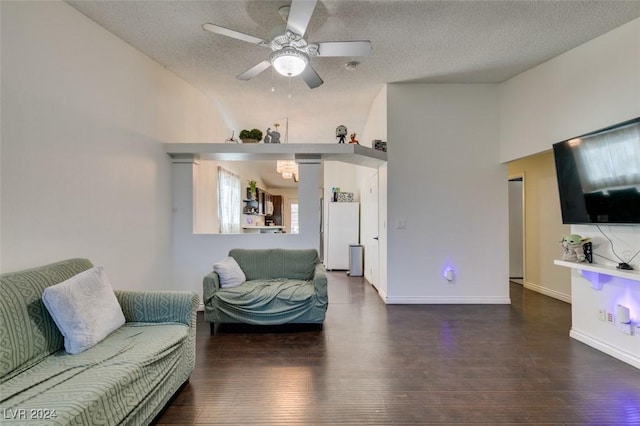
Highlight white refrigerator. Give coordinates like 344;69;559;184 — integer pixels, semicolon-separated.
324;202;360;270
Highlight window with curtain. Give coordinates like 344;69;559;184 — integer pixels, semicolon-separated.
217;166;241;234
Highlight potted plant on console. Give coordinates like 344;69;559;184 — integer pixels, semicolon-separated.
239;128;263;144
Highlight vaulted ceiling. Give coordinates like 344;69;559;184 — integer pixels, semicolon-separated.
67;1;640;142
65;1;640;187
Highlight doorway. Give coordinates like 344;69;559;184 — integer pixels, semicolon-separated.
364;172;379;288
508;175;525;284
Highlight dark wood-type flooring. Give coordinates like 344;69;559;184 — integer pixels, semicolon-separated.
156;273;640;425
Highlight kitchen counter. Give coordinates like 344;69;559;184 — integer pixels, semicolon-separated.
242;226;284;234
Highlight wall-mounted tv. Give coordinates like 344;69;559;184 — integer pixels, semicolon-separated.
552;117;640;225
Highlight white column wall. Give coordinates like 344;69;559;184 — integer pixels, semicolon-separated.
386;84;509;304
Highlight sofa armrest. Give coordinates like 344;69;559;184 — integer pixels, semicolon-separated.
202;271;221;305
115;290;199;327
312;263;328;304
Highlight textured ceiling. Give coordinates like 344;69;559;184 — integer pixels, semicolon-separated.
66;0;640;187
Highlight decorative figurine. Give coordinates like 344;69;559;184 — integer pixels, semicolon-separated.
264;124;281;143
336;125;348;144
560;234;591;262
271;123;281;143
349;133;359;144
225;130;238;144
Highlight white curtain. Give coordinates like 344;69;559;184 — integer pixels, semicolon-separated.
217;166;241;234
574;124;640;193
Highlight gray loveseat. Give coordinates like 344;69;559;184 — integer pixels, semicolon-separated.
203;249;328;331
0;258;198;425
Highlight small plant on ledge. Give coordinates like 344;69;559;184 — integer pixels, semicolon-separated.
247;180;257;199
239;129;263;143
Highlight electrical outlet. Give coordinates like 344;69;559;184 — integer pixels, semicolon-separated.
598;308;606;322
607;312;616;324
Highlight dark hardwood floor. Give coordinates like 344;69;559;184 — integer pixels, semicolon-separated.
156;273;640;425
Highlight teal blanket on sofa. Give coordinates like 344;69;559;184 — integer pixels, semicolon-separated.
204;249;328;325
1;323;188;424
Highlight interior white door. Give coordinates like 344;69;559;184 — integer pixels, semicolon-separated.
366;172;379;288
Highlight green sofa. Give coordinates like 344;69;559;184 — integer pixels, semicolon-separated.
0;258;198;425
203;249;328;330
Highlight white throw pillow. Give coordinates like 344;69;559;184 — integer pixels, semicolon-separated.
42;266;125;354
213;257;246;288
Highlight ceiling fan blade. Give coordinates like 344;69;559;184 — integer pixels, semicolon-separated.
301;64;323;89
286;0;317;37
202;23;268;46
316;41;372;57
237;60;272;80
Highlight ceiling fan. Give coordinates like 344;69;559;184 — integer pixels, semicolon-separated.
202;0;371;89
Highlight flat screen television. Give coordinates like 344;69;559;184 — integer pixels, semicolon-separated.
552;117;640;225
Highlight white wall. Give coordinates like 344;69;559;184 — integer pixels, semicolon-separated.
193;161;219;234
0;1;227;291
571;225;640;369
498;18;640;367
500;18;640;163
360;86;388;149
386;84;510;304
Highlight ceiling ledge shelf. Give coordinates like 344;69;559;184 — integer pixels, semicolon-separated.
554;259;640;290
165;143;387;168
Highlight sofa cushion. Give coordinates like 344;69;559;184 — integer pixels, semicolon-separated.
0;323;189;425
42;266;125;354
0;258;93;378
213;256;246;288
229;249;319;281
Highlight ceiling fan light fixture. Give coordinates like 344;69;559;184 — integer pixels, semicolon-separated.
270;48;308;77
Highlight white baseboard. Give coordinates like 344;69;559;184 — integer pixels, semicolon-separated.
376;288;388;303
570;328;640;369
384;296;511;304
524;281;571;304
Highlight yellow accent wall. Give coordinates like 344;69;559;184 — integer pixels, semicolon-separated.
508;151;572;302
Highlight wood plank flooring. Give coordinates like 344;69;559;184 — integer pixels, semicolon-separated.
156;273;640;425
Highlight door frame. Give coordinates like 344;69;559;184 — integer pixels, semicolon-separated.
508;173;526;284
